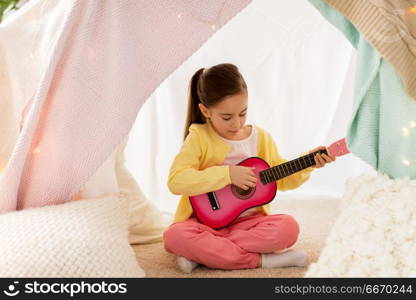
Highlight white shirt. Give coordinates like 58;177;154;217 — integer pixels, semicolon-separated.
220;125;258;165
220;125;258;217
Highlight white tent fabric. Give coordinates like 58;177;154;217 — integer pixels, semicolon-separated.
125;0;376;216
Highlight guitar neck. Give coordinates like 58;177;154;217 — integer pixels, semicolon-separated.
259;149;327;184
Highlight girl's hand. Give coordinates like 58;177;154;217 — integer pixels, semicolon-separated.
309;146;336;168
229;165;257;190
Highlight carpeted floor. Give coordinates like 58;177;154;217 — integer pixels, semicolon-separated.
132;195;340;277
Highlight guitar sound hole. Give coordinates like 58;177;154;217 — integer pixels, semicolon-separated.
231;185;256;200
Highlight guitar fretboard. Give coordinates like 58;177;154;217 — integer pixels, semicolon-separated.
259;149;327;184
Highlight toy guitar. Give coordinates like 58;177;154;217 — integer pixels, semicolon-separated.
189;138;350;229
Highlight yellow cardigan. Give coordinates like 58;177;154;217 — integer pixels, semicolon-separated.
168;122;314;223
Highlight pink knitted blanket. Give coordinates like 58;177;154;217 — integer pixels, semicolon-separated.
0;0;251;212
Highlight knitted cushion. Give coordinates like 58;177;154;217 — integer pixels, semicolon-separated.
0;193;144;277
305;174;416;277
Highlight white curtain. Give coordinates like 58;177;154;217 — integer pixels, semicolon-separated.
125;0;376;216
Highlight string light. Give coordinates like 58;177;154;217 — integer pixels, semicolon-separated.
181;0;227;32
402;159;410;166
410;6;416;13
409;121;416;128
401;127;410;136
33;147;40;154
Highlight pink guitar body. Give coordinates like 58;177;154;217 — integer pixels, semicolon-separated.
189;138;350;229
190;157;276;229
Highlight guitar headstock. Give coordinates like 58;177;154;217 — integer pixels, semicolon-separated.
326;138;350;157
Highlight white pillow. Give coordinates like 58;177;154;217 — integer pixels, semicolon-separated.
306;174;416;277
0;193;145;277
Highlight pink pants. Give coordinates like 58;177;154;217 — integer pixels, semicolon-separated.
163;213;300;270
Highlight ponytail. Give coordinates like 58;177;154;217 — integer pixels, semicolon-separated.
183;68;205;140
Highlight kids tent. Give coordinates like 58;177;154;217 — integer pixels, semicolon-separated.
0;0;415;277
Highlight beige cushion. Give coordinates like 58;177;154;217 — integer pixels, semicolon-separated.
0;193;145;277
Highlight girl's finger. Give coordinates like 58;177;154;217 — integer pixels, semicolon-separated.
322;154;334;162
248;180;257;186
319;155;326;166
314;156;321;168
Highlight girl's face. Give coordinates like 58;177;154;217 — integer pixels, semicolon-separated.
199;92;248;140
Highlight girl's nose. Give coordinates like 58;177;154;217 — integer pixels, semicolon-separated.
232;118;241;128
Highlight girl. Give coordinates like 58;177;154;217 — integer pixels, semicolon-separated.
164;63;335;273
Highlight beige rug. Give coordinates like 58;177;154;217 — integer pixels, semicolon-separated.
132;195;340;278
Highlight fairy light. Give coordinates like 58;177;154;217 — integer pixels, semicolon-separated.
409;121;416;128
401;127;410;136
410;6;416;13
402;159;410;166
33;147;40;154
181;0;226;32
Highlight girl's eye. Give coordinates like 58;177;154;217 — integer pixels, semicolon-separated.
223;114;246;121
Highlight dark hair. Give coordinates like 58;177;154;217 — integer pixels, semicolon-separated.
183;63;248;140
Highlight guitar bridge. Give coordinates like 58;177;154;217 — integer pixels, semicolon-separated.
207;192;220;210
